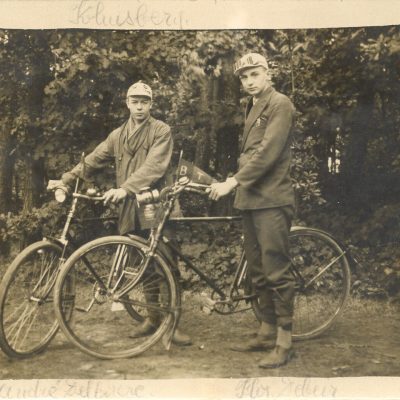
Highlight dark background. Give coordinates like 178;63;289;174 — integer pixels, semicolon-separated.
1;28;400;298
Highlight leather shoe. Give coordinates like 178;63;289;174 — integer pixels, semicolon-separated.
230;335;275;352
129;319;156;339
171;329;192;346
258;346;295;369
130;320;192;346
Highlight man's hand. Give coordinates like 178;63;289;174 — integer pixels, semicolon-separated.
103;188;128;205
208;177;238;201
47;179;64;191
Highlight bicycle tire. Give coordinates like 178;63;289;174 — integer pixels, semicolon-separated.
54;235;180;360
0;240;63;358
249;226;351;340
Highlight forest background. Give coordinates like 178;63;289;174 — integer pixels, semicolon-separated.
1;28;400;300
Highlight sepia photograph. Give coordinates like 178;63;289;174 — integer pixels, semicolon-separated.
0;1;400;399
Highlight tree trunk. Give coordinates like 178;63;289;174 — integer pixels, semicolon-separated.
22;156;45;213
21;32;51;212
209;54;241;216
0;118;15;214
339;91;375;206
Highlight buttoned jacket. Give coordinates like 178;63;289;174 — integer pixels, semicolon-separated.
233;86;295;210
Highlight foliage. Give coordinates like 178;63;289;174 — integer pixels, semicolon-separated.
176;222;242;290
2;28;400;297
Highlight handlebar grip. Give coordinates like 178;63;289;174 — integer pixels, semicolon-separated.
72;193;104;201
184;187;209;195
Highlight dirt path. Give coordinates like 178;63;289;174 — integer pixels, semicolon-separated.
1;295;400;381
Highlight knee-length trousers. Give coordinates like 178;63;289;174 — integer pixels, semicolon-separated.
242;206;295;329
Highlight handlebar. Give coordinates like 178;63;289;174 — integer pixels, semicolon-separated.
136;178;213;207
72;193;105;202
47;179;105;203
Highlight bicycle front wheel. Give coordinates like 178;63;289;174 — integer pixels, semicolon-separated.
290;227;351;340
0;240;62;358
54;236;180;359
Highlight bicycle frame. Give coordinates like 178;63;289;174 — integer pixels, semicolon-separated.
50;178;353;359
112;177;354;317
36;179;108;298
114;180;256;314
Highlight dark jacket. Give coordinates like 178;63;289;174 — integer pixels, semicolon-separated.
63;116;173;234
233;86;295;210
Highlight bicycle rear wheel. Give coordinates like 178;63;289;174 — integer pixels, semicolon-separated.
54;236;179;359
290;227;351;340
0;241;62;358
249;227;351;340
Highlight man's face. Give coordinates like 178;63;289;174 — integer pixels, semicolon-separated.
126;96;152;123
239;66;270;98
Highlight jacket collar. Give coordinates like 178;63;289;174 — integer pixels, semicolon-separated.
123;116;153;155
241;86;275;151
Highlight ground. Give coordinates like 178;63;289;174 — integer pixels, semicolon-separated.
1;295;400;381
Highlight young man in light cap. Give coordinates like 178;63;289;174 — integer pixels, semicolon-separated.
208;53;296;368
61;81;192;346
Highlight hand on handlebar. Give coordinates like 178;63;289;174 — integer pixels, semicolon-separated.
47;179;67;191
103;188;128;205
207;177;238;201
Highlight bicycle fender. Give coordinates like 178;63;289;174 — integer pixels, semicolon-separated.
290;225;361;269
126;234;177;274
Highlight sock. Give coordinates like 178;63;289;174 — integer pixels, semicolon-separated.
276;326;292;349
258;321;277;337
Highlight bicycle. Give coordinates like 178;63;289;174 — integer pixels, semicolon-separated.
0;176;142;358
53;176;352;360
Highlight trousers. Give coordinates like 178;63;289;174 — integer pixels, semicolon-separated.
242;206;295;328
130;225;180;325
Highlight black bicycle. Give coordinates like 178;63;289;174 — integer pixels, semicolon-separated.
0;177;136;358
53;177;351;359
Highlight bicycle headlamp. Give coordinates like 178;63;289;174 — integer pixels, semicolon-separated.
55;188;67;203
136;188;160;207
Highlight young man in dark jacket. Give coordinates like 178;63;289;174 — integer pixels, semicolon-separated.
208;53;296;368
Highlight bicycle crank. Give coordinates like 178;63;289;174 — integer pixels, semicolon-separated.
213;299;238;314
211;290;240;314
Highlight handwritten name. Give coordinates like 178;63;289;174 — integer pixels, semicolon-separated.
0;380;145;398
236;377;338;398
69;0;188;29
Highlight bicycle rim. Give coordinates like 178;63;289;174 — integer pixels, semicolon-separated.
0;241;62;358
54;236;179;359
290;228;351;340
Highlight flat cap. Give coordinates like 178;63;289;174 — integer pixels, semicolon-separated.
234;53;268;76
127;82;152;99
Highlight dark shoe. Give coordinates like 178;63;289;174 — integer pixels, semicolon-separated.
129;319;157;339
230;335;275;352
131;319;192;346
171;329;192;346
258;346;295;369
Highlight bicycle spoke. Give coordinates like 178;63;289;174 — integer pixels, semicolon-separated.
54;237;179;359
0;241;62;357
8;303;39;350
32;252;59;295
13;307;41;351
304;252;346;289
289;229;350;339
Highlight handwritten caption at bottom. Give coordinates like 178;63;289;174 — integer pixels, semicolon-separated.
236;377;338;398
0;379;145;399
